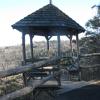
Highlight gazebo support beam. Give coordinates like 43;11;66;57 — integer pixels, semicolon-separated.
76;34;81;80
30;34;34;61
22;33;27;86
22;33;26;62
66;34;70;39
76;34;79;59
46;37;50;51
57;33;61;57
70;35;73;57
57;33;61;86
66;34;73;57
45;36;52;55
76;34;80;68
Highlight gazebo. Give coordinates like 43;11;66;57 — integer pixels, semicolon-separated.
12;2;85;84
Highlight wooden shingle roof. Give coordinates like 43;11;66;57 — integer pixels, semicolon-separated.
12;4;85;36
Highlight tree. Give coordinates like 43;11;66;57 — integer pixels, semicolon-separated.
79;4;100;69
80;4;100;54
85;4;100;36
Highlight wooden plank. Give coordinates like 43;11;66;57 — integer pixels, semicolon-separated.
81;53;100;57
0;75;54;100
0;57;61;78
80;64;100;68
26;72;48;77
25;57;49;62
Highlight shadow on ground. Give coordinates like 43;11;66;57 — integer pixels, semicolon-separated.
56;84;100;100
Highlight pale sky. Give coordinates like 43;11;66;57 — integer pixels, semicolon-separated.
0;0;99;47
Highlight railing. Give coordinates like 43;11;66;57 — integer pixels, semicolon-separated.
81;64;100;81
80;53;100;81
0;57;62;100
81;53;100;57
0;53;100;100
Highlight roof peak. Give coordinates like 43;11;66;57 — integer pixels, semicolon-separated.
49;0;52;4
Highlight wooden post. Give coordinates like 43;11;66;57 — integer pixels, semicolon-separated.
57;33;61;85
30;34;34;60
57;33;61;57
45;36;50;56
45;36;52;56
70;35;73;57
22;33;26;62
76;34;79;58
66;35;70;57
22;33;27;86
46;37;49;51
76;34;81;80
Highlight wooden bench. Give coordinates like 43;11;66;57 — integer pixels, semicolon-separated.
25;67;60;84
25;68;48;82
26;72;48;77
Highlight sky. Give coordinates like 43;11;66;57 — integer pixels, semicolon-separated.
0;0;99;47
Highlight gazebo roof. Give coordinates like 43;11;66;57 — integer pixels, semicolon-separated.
12;4;85;36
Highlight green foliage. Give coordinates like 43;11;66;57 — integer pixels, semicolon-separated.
85;16;100;36
81;4;100;53
80;34;100;54
86;16;100;30
85;5;100;36
79;5;100;65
